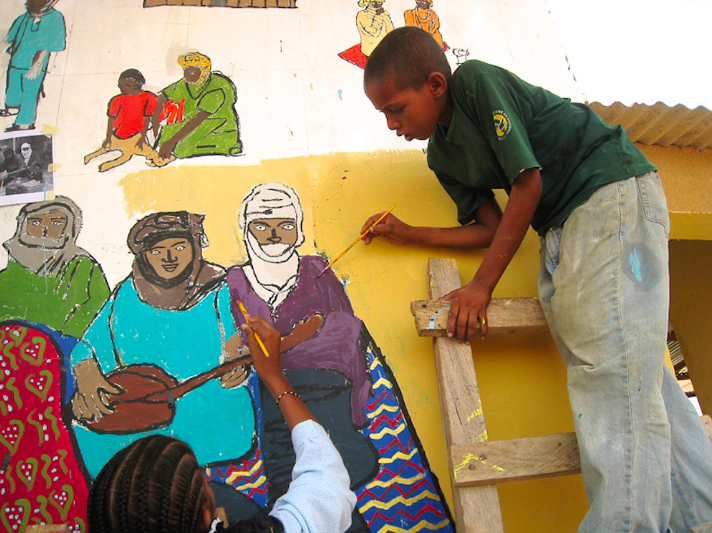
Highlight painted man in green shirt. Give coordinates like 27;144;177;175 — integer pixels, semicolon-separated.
151;52;242;166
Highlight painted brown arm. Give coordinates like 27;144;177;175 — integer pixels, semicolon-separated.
158;110;209;160
71;359;122;422
221;313;324;389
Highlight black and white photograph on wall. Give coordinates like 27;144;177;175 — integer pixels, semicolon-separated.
0;131;54;206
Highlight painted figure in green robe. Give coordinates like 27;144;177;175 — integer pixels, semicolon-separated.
0;196;110;338
150;52;242;166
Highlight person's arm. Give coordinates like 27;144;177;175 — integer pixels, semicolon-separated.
444;167;542;341
242;316;315;429
26;50;47;81
158;110;209;160
103;116;114;148
361;196;502;248
242;317;355;532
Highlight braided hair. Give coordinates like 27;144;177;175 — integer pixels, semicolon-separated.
87;435;211;533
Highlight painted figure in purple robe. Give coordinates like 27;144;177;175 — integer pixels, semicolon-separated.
224;184;456;533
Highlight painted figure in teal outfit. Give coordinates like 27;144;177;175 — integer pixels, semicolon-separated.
0;196;110;338
150;52;242;167
69;211;256;479
1;0;67;131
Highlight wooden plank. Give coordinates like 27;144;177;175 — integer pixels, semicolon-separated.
451;432;580;487
452;416;712;488
427;258;504;533
411;298;548;337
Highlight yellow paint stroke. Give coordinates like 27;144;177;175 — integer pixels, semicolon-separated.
454;452;505;477
358;489;440;512
466;408;483;422
365;471;425;490
475;429;488;443
369;423;405;440
40;124;60;136
376;518;452;532
228;474;267;490
378;449;416;465
224;459;263;481
372;377;393;390
367;403;399;419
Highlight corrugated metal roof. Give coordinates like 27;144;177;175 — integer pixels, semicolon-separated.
589;102;712;151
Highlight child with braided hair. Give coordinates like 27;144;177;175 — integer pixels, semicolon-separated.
87;317;356;533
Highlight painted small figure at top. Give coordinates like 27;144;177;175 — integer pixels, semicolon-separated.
0;0;66;132
404;0;448;50
84;69;160;172
150;52;242;167
356;0;394;57
339;0;394;70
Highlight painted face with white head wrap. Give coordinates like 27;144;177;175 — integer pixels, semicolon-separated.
238;184;305;309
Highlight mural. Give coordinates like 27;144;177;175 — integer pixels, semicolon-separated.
144;0;297;7
150;52;242;166
84;69;159;173
0;0;66;133
0;196;109;338
0;133;54;206
0;188;454;531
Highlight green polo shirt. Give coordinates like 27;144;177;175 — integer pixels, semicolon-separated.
427;60;656;236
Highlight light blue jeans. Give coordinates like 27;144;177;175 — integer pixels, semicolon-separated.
538;173;712;532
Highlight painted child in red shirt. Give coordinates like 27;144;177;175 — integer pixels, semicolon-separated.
84;68;159;172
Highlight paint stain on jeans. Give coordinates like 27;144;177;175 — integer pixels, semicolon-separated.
630;248;643;282
623;242;662;290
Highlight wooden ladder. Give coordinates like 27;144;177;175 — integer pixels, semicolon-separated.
411;257;712;532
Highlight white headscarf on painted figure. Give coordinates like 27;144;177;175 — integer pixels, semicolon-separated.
238;183;304;310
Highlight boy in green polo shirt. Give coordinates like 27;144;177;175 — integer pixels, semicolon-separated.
361;26;712;531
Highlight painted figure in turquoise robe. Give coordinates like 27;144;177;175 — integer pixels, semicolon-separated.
0;196;110;338
150;52;242;167
1;0;66;131
69;212;256;489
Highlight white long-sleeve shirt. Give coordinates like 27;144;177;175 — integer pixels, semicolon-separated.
270;420;357;533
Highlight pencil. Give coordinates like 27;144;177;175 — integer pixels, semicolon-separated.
237;300;269;358
316;204;396;278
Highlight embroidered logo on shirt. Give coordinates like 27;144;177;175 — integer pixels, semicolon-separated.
493;110;512;140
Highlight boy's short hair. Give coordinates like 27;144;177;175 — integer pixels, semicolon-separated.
364;27;451;90
119;68;146;85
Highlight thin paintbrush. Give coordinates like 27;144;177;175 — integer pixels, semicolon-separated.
316;204;396;278
236;300;269;357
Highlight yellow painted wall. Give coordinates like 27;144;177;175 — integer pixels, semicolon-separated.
118;150;589;531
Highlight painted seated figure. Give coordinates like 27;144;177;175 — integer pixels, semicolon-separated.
151;52;242;166
0;196;110;338
224;184;454;532
404;0;447;50
84;68;159;172
69;211;259;518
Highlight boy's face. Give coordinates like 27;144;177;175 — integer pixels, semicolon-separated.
365;73;447;141
118;78;142;95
